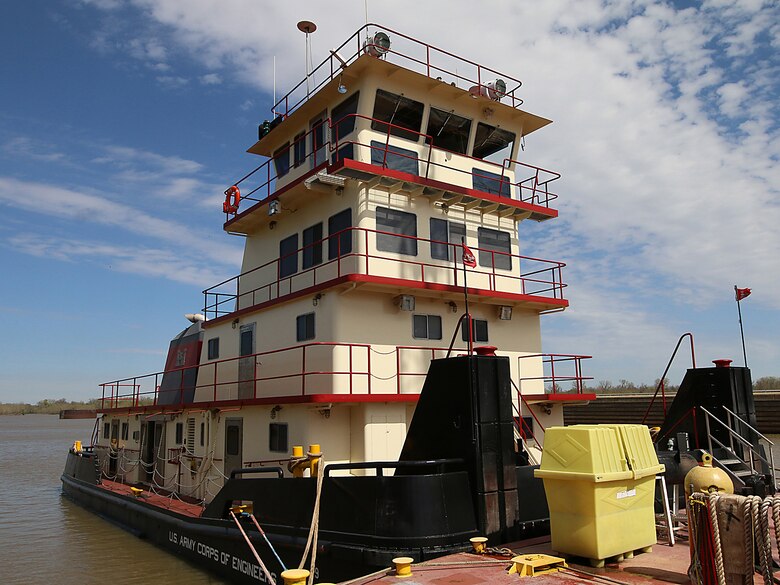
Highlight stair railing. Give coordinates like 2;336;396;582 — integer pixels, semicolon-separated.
642;332;696;425
699;405;776;484
722;406;777;485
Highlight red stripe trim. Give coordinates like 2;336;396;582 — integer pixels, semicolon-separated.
205;273;567;328
331;158;558;218
523;393;597;403
98;393;420;415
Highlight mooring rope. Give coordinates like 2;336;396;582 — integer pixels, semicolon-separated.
708;492;726;585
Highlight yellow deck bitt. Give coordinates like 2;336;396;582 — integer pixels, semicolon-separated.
129;487;143;497
508;554;567;577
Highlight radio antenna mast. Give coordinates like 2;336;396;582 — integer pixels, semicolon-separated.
297;20;317;97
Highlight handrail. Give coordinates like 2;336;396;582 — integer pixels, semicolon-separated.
271;23;525;119
202;226;567;319
699;406;776;481
324;457;464;477
642;332;696;425
223;111;561;218
516;353;593;396
229;466;284;479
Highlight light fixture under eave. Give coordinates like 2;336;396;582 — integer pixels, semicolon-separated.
395;294;415;311
498;305;513;320
337;75;347;94
268;200;280;216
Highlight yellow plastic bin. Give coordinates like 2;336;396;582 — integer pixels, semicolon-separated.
534;424;664;563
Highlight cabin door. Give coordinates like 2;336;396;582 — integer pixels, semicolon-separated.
238;323;255;399
152;422;166;486
310;111;327;168
141;421;154;482
108;420;120;477
224;418;243;483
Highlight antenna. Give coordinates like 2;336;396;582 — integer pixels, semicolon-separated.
272;55;276;116
297;20;317;97
364;0;369;25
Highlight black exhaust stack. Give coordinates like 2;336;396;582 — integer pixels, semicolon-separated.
398;355;519;542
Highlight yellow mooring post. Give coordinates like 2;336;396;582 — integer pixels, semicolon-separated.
392;557;414;578
280;568;309;585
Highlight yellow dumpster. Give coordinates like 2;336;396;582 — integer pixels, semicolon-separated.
534;424;664;564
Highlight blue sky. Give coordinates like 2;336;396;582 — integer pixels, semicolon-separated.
1;0;778;402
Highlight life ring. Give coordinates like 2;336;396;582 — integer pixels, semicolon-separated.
223;185;241;214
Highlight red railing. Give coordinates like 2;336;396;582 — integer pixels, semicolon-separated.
271;23;525;120
224;112;560;217
516;353;593;396
202;227;566;319
641;332;696;424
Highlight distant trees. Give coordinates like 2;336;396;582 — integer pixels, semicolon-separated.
586;375;780;395
754;376;780;391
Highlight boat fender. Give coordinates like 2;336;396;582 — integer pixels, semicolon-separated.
223;185;241;214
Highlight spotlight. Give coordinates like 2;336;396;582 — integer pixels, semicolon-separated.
364;31;391;58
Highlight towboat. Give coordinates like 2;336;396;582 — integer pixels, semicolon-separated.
61;23;779;585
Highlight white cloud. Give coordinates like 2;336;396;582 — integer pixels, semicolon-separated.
0;177;242;267
4;136;67;162
156;75;188;89
199;72;221;85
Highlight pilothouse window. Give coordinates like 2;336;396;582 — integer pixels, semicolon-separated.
425;108;471;155
371;89;424;142
472;122;515;162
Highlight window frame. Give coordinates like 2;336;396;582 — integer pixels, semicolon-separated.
328;208;352;260
376;206;418;256
477;227;512;270
430;218;466;261
371;89;425;142
207;337;220;360
269;422;289;453
472;122;516;161
296;312;315;342
412;314;443;340
293;132;306;168
461;318;489;343
302;222;323;270
273;142;291;177
425;107;472;155
279;233;299;278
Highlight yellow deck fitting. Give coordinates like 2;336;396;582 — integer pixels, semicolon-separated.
280;568;310;585
508;554;567;577
392;556;414;578
72;440;83;452
230;504;248;514
129;487;143;497
470;536;488;553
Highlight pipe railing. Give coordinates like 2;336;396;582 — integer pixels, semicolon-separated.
222;112;560;219
516;353;593;396
271;23;525;119
203;226;567;319
642;332;696;425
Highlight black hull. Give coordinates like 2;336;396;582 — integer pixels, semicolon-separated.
61;472;370;584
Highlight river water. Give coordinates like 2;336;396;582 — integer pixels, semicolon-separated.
0;415;226;585
1;415;778;585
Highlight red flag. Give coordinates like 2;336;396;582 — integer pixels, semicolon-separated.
735;287;751;301
462;244;476;268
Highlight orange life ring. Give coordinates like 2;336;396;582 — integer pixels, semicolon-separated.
223;185;241;214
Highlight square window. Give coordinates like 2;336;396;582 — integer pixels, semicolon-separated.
279;233;298;278
430;218;465;261
412;314;442;340
472;123;515;162
269;422;288;453
328;208;352;260
425;107;472;154
461;318;489;343
376;206;417;256
472;167;511;197
273;142;291;177
296;313;315;342
477;227;512;270
369;141;419;175
302;223;323;269
207;337;220;360
371;89;424;141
